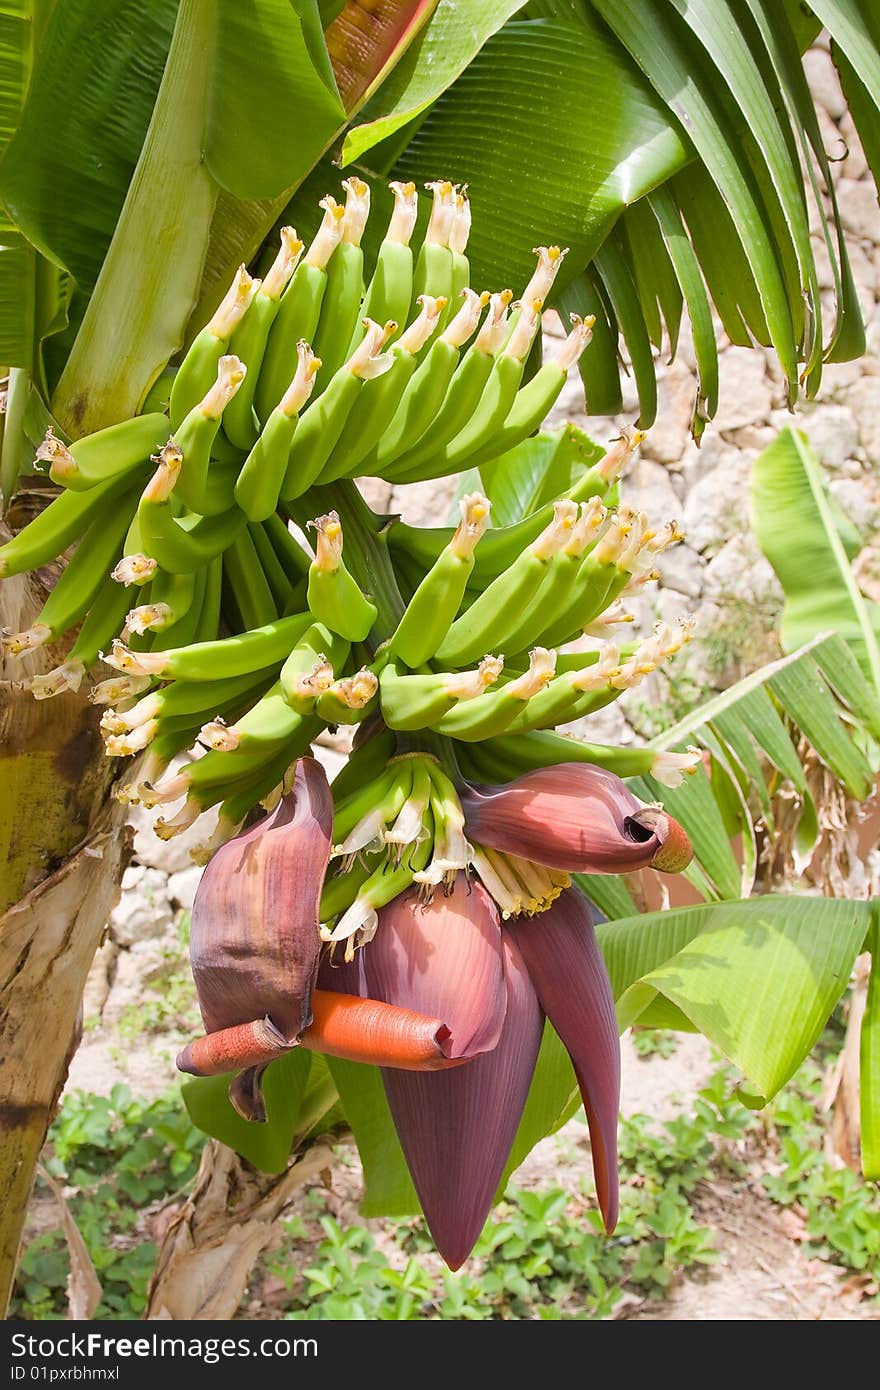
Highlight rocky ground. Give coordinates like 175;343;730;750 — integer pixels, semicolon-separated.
51;45;880;1321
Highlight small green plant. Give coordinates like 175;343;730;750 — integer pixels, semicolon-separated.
12;1086;203;1320
631;1028;681;1060
761;1060;880;1291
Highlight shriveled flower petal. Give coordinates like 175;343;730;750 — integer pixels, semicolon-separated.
460;763;693;875
381;932;543;1270
363;874;506;1059
508;889;620;1232
182;758;332;1097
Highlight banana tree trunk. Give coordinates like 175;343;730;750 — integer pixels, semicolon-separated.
0;559;130;1315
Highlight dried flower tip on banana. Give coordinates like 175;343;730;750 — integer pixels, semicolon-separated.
35;427;75;479
564;497;607;557
520;245;569;308
448;188;471;255
124;602;173;635
306;195;346;269
208;264;260;339
1;622;51;655
450;492;491;559
341;176;371;246
154;797;202;840
387;181;419;245
443;287;490;348
197;718;240;752
197;354;246;420
651;747;702;788
595;426;646;484
347;318;397;380
424;180;458;246
582;602;634;638
261;225;305;300
444;655;504;701
507;647;557;700
103;721;158;756
555;313;595;371
111;554;157;587
570;643;622;693
89;674;152;706
280;340;322;417
505;297;543;363
532;498;580;561
332;668;379;710
475;290;513;353
309;511;344;572
29;660;85;699
398;295;447;354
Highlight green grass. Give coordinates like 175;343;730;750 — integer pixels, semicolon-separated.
12;1033;880;1320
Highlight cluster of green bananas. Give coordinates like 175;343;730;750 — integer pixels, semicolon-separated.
0;176;699;925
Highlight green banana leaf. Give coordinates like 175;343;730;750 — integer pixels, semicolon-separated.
0;0;178;289
750;425;880;695
341;0;528;165
473;426;605;530
602;895;872;1105
391;17;692;294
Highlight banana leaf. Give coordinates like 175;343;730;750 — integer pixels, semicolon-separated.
751;425;880;695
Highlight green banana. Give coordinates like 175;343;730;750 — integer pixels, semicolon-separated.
222;527;278;630
280;620;349;712
387;427;646;581
503;245;568;344
263;510;311;584
153;714;320;837
410;180;456;326
388;491;490;666
28;568;135;699
170;355;247;514
379;653;503;732
434;500;580;667
124;566;199;640
355;180;418;340
462;729;677;782
407;297;542;480
248;521;295;613
281;319;395;500
431;648;557;742
104;610;314;682
255;195;345;423
234;341;321;522
136;445;246;573
499;645;624;735
170;265;259;429
462;315;594;472
319;294;447;482
497;496;607;656
305;511;377;641
0;468;141;579
150;566;210;653
376;289;500;479
2;497;134;656
37;415;169;492
100;667;277;757
311;177;370;388
222;227;305;450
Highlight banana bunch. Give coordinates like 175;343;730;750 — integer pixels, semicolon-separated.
0;174;701;945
